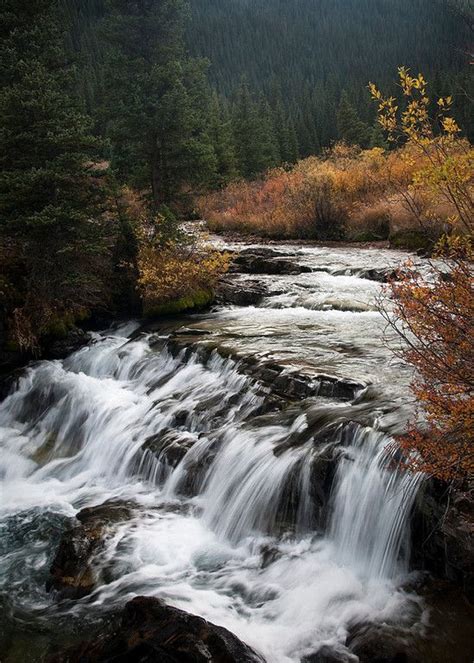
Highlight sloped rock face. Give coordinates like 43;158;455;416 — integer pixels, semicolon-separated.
49;595;265;663
411;480;474;601
47;501;133;599
216;276;269;306
142;429;197;469
231;248;312;275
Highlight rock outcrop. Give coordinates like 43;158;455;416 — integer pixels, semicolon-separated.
47;500;133;599
49;595;265;662
216;276;269;306
231;248;312;275
411;479;474;601
242;359;365;402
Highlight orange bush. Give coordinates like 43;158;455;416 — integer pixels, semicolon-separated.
373;69;474;481
198;141;464;240
386;238;474;480
135;214;230;316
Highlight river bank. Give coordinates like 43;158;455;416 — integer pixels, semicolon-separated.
0;239;472;662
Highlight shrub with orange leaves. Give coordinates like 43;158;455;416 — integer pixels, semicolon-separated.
198;138;466;241
135;211;230;316
372;69;473;481
384;238;474;481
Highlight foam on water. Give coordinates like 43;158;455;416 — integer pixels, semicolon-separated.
0;325;422;662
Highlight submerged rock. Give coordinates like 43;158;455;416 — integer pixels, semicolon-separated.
47;500;133;599
142;429;197;469
49;595;265;662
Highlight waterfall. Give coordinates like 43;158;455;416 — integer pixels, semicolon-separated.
329;427;422;580
0;328;423;662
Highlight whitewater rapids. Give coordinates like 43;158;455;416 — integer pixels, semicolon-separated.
0;311;424;662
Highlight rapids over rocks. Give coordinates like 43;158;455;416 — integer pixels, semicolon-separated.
0;241;472;662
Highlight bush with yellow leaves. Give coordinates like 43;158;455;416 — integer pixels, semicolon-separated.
135;210;230;317
199;79;472;245
372;68;473;481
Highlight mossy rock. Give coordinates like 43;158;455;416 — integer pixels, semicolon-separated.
42;308;91;340
389;229;434;251
144;289;214;318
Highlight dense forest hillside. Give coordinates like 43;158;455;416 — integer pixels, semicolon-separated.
189;0;473;151
61;0;472;170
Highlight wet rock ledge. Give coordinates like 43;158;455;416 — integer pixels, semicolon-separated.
411;479;474;601
49;595;264;663
230;247;312;275
47;500;133;599
166;335;365;404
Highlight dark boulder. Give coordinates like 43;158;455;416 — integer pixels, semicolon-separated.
238;247;286;258
216;276;268;306
49;595;265;662
47;500;133;599
232;250;312;275
47;327;91;360
410;479;474;600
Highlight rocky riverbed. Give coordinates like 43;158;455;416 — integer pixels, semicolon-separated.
0;240;472;662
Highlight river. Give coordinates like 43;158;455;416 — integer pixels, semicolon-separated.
0;241;471;661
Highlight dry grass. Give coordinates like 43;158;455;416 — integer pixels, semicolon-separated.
198;141;470;243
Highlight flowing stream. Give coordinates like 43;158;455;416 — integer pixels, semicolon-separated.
0;242;458;662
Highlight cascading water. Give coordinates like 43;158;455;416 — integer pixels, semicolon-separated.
0;319;424;663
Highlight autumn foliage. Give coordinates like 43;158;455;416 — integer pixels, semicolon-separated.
134;210;230;316
385;239;473;480
198;139;470;243
372;68;473;481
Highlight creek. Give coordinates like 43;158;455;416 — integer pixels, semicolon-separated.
0;241;471;662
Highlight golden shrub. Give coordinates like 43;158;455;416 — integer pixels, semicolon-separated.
198;138;469;241
135;216;230;316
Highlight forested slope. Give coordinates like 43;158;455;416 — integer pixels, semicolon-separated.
189;0;473;150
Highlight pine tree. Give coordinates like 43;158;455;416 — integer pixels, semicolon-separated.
0;0;109;350
269;82;299;163
337;91;370;147
287;118;300;164
232;80;262;178
232;81;281;178
103;0;216;208
257;97;280;169
208;93;238;186
369;121;389;149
